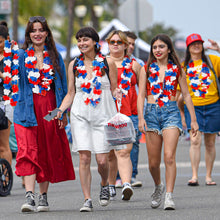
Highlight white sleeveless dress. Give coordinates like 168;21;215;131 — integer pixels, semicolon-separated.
71;73;125;153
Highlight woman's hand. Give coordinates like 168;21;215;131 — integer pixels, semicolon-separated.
138;118;147;134
207;39;220;53
190;120;199;137
58;113;68;129
113;88;122;101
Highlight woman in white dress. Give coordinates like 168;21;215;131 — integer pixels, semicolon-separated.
57;27;121;212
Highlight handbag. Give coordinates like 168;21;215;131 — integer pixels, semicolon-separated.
0;107;8;130
207;55;220;97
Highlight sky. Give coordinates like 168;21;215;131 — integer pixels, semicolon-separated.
147;0;219;42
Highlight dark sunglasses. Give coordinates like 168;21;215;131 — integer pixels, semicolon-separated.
109;40;123;45
29;16;46;23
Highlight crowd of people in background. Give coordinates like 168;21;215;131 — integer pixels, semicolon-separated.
0;15;219;214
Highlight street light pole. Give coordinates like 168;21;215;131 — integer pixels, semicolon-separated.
135;0;139;58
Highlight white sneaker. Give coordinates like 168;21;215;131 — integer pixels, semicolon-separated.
80;199;93;212
131;177;142;187
115;179;122;188
122;183;133;200
164;192;175;210
151;183;165;209
99;185;110;206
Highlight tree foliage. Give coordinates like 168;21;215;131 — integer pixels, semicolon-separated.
139;23;178;44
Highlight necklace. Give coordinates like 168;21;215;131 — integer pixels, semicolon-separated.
3;40;19;106
187;60;211;98
75;52;105;107
119;55;134;96
25;45;54;96
148;60;178;107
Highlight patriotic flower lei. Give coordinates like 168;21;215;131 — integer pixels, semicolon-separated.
119;55;134;96
25;45;54;96
186;60;211;98
148;60;178;107
3;40;19;106
75;52;105;107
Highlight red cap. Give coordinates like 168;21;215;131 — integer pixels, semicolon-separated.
186;33;204;47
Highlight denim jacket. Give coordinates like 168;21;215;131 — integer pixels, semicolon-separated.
14;49;67;127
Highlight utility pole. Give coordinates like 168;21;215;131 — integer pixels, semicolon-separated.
12;0;18;42
66;0;75;69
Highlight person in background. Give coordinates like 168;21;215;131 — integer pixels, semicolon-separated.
138;34;198;210
122;31;144;187
106;30;142;200
0;22;13;167
180;33;220;186
14;16;75;213
57;27;122;212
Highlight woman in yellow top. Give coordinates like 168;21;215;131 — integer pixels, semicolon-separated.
181;33;220;186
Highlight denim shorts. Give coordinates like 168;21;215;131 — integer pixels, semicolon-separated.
144;101;182;135
184;99;220;133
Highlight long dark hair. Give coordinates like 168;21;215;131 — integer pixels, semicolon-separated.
146;34;182;78
22;17;61;76
183;45;211;71
76;27;100;54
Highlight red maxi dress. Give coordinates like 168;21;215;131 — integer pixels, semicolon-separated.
15;81;75;183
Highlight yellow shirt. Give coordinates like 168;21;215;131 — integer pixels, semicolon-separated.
182;55;220;106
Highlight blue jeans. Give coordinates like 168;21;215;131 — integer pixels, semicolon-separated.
116;114;141;180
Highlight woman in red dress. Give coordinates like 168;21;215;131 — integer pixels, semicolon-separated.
14;16;75;213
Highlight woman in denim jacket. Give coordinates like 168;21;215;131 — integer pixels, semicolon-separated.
14;16;75;213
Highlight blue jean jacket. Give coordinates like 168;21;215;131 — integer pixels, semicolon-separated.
14;49;67;127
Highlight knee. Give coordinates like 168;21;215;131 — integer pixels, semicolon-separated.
79;154;91;166
205;142;215;152
117;150;130;159
164;153;175;166
148;159;160;170
97;158;108;170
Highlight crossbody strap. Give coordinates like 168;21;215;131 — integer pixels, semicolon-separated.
207;55;220;98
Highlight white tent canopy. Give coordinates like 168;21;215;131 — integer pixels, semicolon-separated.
68;19;150;61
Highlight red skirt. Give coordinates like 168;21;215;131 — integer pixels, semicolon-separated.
15;89;75;183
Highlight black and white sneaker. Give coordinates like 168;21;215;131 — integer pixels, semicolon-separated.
80;199;93;212
99;184;110;206
21;191;35;212
37;192;49;212
109;185;116;200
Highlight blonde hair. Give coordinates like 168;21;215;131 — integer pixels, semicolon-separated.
106;30;128;55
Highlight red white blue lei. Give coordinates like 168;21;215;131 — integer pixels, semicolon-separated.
119;55;133;96
25;46;54;96
187;60;211;98
3;40;19;106
75;52;105;107
148;60;178;107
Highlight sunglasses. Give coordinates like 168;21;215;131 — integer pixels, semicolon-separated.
109;40;123;45
29;16;46;23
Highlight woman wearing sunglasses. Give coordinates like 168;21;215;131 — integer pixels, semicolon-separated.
57;27;122;212
13;16;75;213
137;34;198;210
106;30;142;201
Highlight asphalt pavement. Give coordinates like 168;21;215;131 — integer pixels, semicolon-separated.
1;135;220;220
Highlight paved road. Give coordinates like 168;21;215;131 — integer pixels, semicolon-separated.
1;136;220;220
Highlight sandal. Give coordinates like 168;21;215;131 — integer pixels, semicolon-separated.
205;180;216;186
188;179;199;186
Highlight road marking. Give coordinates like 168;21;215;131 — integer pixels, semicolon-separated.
73;161;220;171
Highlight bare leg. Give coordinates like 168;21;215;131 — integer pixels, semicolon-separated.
24;174;36;193
79;151;92;200
163;128;179;192
108;150;118;185
146;131;163;186
189;131;202;181
96;153;109;186
39;181;49;194
204;133;216;182
115;143;133;184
